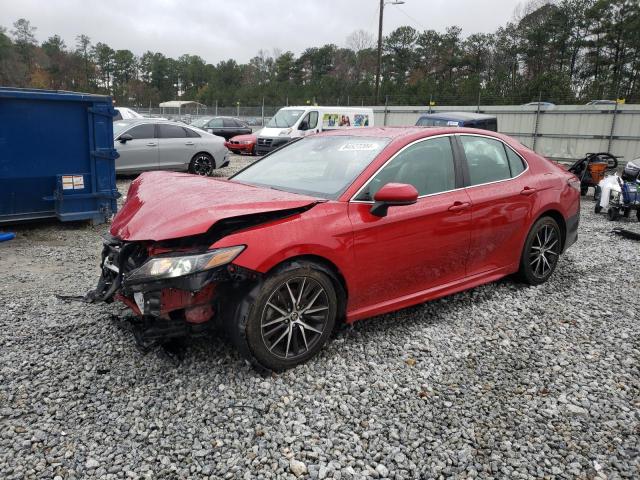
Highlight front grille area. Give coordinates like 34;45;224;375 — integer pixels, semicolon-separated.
257;138;273;147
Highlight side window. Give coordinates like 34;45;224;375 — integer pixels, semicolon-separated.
505;145;526;176
185;127;201;138
113;110;123;121
460;136;511;186
126;124;155;139
223;118;237;128
308;111;318;129
486;119;498;132
355;137;456;200
208;118;224;128
299;112;318;131
158;124;188;139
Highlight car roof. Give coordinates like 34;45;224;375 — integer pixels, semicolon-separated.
319;126;520;151
320;126;506;139
417;112;496;121
115;118;192;125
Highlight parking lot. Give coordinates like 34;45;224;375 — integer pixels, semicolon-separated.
0;153;639;480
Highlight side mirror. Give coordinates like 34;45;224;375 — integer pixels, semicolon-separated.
299;121;309;131
119;133;133;144
370;183;418;217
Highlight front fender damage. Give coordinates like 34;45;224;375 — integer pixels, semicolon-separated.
76;203;320;359
82;235;260;355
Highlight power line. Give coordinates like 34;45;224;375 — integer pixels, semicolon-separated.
395;5;429;32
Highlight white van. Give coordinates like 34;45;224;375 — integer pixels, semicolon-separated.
256;106;374;155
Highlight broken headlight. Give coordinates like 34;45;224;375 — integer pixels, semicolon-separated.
126;246;245;283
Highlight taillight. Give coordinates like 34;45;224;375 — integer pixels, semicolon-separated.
568;177;581;192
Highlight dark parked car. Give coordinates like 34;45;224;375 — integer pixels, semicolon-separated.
416;112;498;131
89;127;580;371
191;116;252;140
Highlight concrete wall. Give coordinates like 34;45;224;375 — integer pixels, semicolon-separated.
372;105;640;164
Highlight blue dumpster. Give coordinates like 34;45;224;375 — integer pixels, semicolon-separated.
0;87;119;224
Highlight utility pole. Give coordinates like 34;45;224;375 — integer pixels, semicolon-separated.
375;0;405;105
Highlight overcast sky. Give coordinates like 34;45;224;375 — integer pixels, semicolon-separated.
1;0;521;64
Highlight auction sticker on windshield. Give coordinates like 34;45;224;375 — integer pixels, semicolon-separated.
338;143;379;151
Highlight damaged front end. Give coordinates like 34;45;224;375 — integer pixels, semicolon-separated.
87;234;259;350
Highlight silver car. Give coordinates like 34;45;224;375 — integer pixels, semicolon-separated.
113;119;229;175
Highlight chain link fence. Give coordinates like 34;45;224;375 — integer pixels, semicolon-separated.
126;98;640;163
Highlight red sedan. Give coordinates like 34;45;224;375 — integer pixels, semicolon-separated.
89;127;580;371
224;133;257;155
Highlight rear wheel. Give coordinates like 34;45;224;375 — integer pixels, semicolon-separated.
239;265;337;371
188;153;214;176
517;217;562;285
251;145;257;156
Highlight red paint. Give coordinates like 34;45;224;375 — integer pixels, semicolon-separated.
373;182;418;203
112;127;580;324
224;133;256;154
160;284;216;322
111;171;320;241
115;293;142;316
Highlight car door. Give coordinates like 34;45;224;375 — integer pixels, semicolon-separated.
206;118;225;137
235;120;252;136
297;111;319;136
223;118;250;139
114;123;158;172
348;135;472;311
456;134;535;275
157;124;195;170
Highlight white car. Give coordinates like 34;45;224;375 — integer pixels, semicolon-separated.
114;107;144;120
113;119;229;176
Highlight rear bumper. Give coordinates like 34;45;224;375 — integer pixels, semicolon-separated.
564;211;579;251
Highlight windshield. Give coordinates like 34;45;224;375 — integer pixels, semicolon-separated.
267;109;304;128
191;117;213;128
113;121;133;137
231;136;390;199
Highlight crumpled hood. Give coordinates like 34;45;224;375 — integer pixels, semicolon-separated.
111;171;321;241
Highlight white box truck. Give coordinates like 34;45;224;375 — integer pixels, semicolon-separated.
256;106;374;155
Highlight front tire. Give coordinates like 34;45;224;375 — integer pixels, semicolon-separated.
517;217;562;285
240;265;338;371
188;153;214;176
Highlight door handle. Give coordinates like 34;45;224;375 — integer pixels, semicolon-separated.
184;141;195;146
146;142;157;147
520;187;537;196
448;201;471;212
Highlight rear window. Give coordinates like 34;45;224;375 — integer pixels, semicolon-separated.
185;128;201;138
416;117;458;127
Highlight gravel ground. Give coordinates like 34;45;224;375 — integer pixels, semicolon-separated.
1;157;639;480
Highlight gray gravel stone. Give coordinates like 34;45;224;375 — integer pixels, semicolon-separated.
0;163;638;479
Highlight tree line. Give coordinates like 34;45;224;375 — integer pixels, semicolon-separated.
1;0;638;107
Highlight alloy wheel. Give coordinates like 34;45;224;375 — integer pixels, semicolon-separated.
260;276;330;360
529;224;560;278
191;154;212;176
